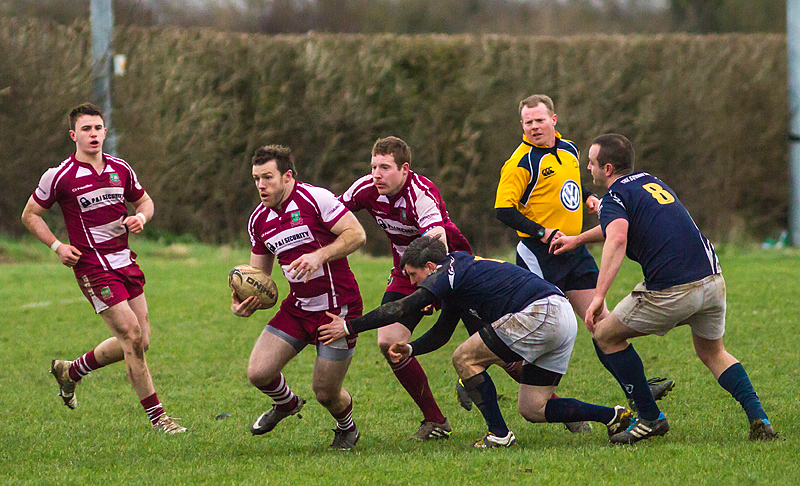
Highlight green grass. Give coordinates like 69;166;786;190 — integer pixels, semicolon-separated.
0;237;797;485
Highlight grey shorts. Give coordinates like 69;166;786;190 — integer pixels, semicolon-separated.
265;325;356;362
612;273;726;340
490;294;577;375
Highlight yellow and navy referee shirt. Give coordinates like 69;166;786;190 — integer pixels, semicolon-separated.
495;131;584;237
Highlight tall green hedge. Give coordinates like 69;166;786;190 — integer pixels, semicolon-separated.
0;16;788;253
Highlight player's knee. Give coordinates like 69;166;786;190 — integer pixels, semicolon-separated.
592;327;615;353
313;387;338;408
451;349;471;377
518;401;546;423
247;366;275;388
117;325;145;355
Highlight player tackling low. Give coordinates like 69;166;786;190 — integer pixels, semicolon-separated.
232;145;366;450
551;133;776;443
21;102;185;433
319;236;634;448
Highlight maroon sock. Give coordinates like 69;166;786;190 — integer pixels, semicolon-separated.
256;373;298;412
501;361;523;383
141;392;166;425
390;356;446;424
331;397;356;432
69;350;101;382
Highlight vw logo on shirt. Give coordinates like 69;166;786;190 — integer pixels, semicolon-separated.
560;180;581;211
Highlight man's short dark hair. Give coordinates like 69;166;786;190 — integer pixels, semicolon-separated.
372;136;411;168
69;102;104;131
400;235;447;269
592;133;635;174
252;144;297;176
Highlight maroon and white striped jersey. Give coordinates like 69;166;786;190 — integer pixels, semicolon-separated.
341;171;471;271
249;181;361;312
32;153;146;274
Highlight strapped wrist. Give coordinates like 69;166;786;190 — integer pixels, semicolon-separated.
135;212;147;225
50;240;62;252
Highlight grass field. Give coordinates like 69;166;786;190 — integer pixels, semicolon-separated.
1;237;797;485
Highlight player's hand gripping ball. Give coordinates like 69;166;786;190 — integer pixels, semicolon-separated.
228;264;279;309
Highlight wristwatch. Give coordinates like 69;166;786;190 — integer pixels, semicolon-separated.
537;227;546;239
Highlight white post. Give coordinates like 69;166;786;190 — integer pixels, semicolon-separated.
789;0;800;245
90;0;117;156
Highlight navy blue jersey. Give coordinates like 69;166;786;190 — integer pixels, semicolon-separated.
418;251;564;322
599;171;720;290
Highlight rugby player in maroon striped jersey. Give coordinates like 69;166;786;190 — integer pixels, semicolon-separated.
233;145;365;450
21;102;185;433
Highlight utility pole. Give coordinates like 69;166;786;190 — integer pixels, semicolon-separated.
90;0;117;156
790;0;800;245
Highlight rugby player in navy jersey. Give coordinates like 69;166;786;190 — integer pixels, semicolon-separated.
552;133;776;443
318;236;634;448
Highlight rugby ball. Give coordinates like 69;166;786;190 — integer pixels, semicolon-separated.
228;264;279;309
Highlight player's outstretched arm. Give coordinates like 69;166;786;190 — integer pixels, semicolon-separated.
318;288;438;345
551;225;605;254
406;305;462;357
21;196;81;267
586;219;628;331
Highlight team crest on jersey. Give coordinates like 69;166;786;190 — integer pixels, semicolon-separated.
401;210;406;220
560;180;581;212
541;166;555;178
109;173;120;184
291;211;300;222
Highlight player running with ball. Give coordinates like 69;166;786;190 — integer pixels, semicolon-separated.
232;145;366;450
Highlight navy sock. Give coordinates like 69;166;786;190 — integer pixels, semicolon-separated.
593;339;632;400
605;344;660;421
717;362;768;423
544;398;616;425
462;371;509;437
